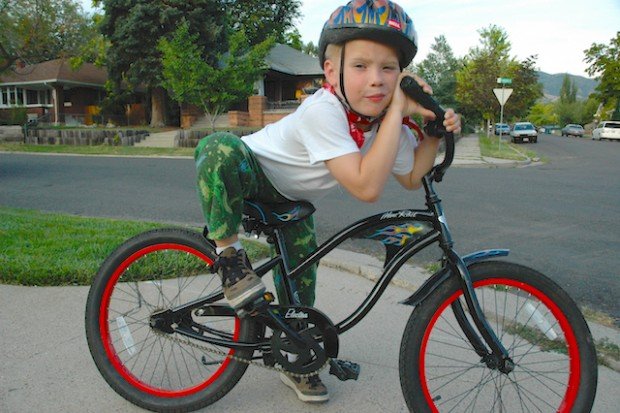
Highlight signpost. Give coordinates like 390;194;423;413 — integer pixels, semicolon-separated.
493;78;513;151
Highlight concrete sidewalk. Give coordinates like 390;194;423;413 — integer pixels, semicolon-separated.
449;134;531;168
1;248;618;412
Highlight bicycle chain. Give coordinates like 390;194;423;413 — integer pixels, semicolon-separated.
159;329;331;379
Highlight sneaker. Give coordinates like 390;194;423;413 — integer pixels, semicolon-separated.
216;247;266;309
279;373;329;403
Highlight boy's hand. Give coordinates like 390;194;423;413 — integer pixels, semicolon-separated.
390;73;436;120
394;73;462;135
443;109;461;134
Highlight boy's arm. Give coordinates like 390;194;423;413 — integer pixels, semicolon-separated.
324;107;410;202
395;108;461;190
394;136;440;190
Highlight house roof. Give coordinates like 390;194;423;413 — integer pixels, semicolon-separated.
0;59;107;88
265;44;323;77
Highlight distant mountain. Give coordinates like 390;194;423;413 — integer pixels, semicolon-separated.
537;71;598;101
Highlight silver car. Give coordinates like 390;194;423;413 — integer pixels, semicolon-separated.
510;122;538;143
561;124;585;137
592;121;620;141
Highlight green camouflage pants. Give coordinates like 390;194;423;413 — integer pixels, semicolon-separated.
195;132;317;306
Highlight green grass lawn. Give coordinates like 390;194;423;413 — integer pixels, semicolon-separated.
478;134;540;161
0;207;269;286
0;142;194;157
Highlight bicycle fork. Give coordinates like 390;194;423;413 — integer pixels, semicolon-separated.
448;251;514;374
424;176;514;374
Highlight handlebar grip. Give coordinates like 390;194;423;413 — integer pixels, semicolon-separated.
399;76;454;182
399;76;446;121
400;76;450;139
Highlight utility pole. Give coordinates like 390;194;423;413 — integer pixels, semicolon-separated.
494;78;513;151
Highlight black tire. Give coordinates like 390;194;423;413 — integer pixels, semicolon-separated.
85;228;260;412
399;260;597;413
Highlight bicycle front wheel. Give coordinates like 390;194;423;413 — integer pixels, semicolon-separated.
85;228;259;412
399;260;597;413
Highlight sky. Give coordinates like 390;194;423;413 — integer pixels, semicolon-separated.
79;0;619;78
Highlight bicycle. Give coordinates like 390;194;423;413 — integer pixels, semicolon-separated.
85;79;598;412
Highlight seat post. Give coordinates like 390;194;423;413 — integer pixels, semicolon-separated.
272;228;301;306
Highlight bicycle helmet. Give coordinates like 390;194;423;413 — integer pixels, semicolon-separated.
318;0;418;70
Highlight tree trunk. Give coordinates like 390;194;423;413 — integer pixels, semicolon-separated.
150;87;166;127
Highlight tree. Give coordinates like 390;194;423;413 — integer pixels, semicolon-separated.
159;21;273;132
503;55;543;120
0;0;98;72
584;32;620;120
455;25;513;124
559;74;577;104
412;35;461;108
527;102;558;126
455;25;542;125
99;0;228;127
303;41;319;58
224;0;301;46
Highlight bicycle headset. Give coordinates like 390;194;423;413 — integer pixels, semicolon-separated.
318;0;418;124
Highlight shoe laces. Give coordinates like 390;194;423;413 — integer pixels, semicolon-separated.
307;375;323;388
216;248;252;285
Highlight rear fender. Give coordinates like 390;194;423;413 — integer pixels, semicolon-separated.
400;249;510;307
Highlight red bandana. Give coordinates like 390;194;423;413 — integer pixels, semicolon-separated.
323;83;424;148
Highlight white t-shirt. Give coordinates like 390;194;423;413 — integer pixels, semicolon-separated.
242;88;417;202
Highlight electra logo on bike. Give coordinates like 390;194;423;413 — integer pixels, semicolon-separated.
285;309;309;319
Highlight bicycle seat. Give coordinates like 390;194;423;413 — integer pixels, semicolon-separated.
243;200;315;228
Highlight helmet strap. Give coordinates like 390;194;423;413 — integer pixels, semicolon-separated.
337;42;386;126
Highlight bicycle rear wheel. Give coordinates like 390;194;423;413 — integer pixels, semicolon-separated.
85;228;259;412
399;260;597;413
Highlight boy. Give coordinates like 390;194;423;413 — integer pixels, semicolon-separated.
194;0;461;402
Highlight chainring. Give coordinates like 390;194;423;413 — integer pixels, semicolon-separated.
269;306;339;375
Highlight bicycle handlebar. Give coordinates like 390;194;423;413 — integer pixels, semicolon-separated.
400;77;454;182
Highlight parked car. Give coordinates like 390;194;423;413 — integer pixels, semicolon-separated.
494;123;510;135
592;121;620;141
510;122;538;143
561;124;584;137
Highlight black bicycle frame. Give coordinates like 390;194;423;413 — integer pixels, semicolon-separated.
175;79;513;367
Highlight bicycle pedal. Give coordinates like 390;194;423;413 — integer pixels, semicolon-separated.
329;359;360;381
236;293;273;318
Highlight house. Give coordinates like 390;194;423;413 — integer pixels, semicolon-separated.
260;43;324;107
2;44;323;129
0;59;146;126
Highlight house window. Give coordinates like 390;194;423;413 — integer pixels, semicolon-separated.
15;87;24;105
26;89;39;105
0;87;52;107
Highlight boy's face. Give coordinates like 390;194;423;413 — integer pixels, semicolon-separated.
324;39;401;118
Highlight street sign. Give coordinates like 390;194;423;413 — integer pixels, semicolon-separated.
497;77;512;85
493;88;513;105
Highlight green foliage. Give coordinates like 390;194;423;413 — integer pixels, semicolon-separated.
303;41;319;58
224;0;301;46
455;25;542;124
412;35;461;108
100;0;228;125
527;102;558;126
559;74;577;104
0;106;27;125
159;21;273;131
584;31;620;113
284;28;304;51
0;0;99;72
